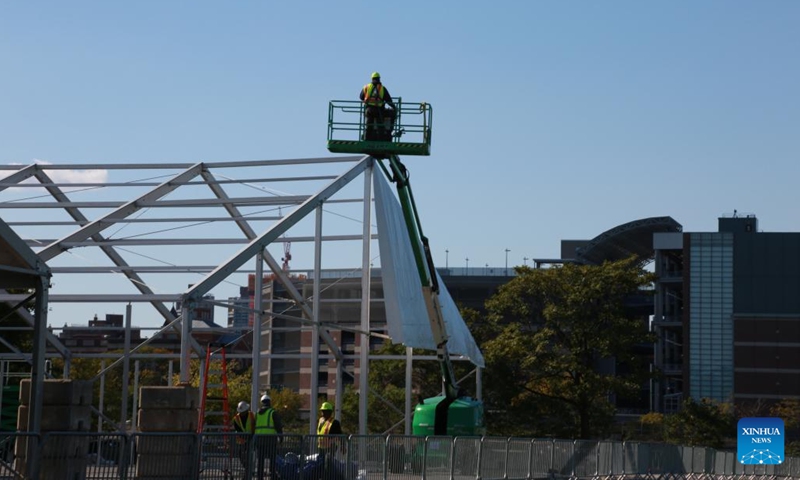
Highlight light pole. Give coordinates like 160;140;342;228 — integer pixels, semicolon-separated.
465;257;469;275
504;248;511;275
445;249;449;270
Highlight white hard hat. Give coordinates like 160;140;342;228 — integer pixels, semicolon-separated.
237;401;249;413
260;394;271;404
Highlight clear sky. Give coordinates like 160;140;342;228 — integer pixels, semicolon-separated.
1;1;799;327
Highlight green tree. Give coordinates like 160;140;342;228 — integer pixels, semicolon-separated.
339;342;443;434
770;399;800;457
480;257;655;438
664;398;734;449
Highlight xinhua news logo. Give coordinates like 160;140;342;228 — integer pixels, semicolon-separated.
738;417;784;465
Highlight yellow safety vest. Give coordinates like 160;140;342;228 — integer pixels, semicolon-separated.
317;417;333;449
255;408;277;435
362;84;385;107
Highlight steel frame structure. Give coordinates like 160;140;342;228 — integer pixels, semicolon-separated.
0;156;467;435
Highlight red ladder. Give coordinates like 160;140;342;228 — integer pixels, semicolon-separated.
198;344;231;433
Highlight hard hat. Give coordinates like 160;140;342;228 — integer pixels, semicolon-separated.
237;401;250;413
371;72;380;79
261;394;271;404
320;401;334;411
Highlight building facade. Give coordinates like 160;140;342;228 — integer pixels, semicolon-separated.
653;214;800;412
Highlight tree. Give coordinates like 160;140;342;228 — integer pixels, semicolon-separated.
664;398;734;449
340;342;441;434
480;257;655;438
770;399;800;456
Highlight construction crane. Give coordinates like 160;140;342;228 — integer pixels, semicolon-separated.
327;99;483;437
281;240;291;272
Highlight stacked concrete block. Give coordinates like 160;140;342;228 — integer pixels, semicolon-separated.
15;379;93;480
135;385;199;480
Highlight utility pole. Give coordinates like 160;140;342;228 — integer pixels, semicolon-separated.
523;256;529;266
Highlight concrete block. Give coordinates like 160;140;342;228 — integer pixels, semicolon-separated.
19;379;93;406
138;386;198;410
17;405;92;432
137;409;197;432
136;452;197;477
136;435;197;455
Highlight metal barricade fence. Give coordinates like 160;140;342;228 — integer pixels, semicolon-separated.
453;437;481;480
3;431;800;479
573;440;598;478
506;438;532;480
40;432;127;480
530;439;554;478
132;432;199;480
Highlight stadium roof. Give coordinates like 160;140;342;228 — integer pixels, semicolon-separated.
576;216;682;266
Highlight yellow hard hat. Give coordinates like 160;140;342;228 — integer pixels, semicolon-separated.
320;401;334;411
371;72;380;79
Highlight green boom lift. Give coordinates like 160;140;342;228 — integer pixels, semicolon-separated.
327;100;484;437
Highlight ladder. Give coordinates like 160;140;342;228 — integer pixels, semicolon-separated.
198;344;231;433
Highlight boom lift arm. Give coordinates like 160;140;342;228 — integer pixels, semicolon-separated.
380;155;462;433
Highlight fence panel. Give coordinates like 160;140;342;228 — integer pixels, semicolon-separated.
506;438;531;480
1;432;38;479
573;440;598;477
529;439;553;478
386;434;426;479
452;436;481;480
622;441;640;475
479;437;507;480
422;436;454;480
132;432;199;480
596;441;622;476
550;439;574;478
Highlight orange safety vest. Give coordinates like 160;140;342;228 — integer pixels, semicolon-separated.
317;417;333;449
362;84;385;107
233;412;254;443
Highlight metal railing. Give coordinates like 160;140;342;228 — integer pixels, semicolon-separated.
0;432;796;479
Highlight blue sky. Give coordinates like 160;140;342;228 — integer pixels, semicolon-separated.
1;1;799;326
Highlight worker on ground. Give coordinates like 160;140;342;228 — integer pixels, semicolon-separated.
317;401;345;480
232;400;255;478
359;72;395;141
254;394;283;480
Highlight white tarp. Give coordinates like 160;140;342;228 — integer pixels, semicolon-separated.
373;171;485;367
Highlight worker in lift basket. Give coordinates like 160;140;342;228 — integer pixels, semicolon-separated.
359;72;396;141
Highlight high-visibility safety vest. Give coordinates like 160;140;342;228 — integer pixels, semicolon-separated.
317;417;334;449
362;84;385;107
233;412;255;443
255;409;277;435
233;412;254;432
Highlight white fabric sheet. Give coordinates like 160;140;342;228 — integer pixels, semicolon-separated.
373;171;485;367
